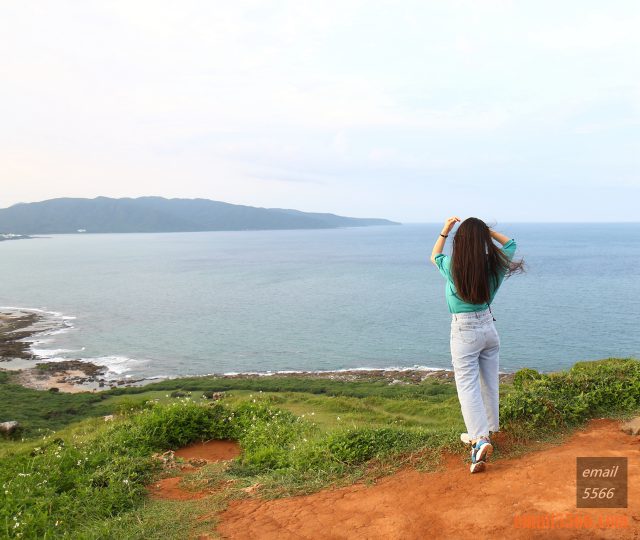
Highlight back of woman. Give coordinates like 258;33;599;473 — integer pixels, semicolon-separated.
430;216;524;474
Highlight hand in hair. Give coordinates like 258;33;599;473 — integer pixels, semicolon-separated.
489;229;511;246
430;216;460;265
442;216;461;235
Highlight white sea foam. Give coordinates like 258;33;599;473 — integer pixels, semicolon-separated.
30;348;76;358
220;364;451;377
1;305;74;327
1;306;76;357
27;353;146;378
87;355;147;376
219;365;519;376
1;305;145;380
36;327;72;337
6;306;506;382
0;305;68;319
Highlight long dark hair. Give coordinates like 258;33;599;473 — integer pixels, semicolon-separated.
451;217;524;305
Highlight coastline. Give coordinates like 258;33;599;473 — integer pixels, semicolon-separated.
0;234;33;242
0;308;516;393
0;309;143;392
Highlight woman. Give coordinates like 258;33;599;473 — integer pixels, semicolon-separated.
430;216;523;473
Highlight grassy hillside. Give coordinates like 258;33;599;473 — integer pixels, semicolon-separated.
1;358;639;539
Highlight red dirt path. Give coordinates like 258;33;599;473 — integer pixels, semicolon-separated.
149;476;208;501
216;419;640;539
148;440;241;501
175;439;241;462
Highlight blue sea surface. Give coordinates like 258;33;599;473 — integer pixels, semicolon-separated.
0;223;638;379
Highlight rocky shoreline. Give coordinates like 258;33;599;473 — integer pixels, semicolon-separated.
11;360;109;393
0;311;39;359
1;309;515;394
218;367;515;385
0;310;146;392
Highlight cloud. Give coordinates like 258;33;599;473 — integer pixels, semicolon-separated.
249;170;328;185
0;1;638;220
531;12;640;52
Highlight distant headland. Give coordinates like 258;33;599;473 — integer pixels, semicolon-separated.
0;233;32;242
0;196;401;234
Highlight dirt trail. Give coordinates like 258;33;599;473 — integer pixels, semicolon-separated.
149;440;241;501
216;419;640;539
175;440;241;462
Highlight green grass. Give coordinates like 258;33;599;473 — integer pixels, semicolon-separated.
232;391;464;431
0;371;111;436
1;358;639;538
0;369;458;438
0;399;239;538
501;357;640;436
105;374;458;400
0;371;218;438
80;495;232;540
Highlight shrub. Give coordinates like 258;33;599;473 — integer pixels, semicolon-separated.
512;368;543;389
97;400;238;455
325;428;425;464
229;401;306;473
501;358;640;432
0;400;238;538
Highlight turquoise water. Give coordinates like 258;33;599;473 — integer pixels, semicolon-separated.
0;224;638;379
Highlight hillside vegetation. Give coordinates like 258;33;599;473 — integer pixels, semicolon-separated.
0;197;400;234
1;358;639;539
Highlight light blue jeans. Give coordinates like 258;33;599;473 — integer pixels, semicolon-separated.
450;307;500;440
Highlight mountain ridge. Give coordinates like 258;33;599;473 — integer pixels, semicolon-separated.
0;196;400;234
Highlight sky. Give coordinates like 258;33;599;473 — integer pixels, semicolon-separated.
1;1;639;223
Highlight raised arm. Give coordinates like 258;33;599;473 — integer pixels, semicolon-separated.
430;216;460;265
489;229;511;246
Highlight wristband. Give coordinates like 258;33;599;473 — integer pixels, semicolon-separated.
440;234;448;238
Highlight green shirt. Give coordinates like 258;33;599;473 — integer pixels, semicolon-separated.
434;239;517;313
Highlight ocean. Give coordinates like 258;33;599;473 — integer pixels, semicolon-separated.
1;223;638;380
